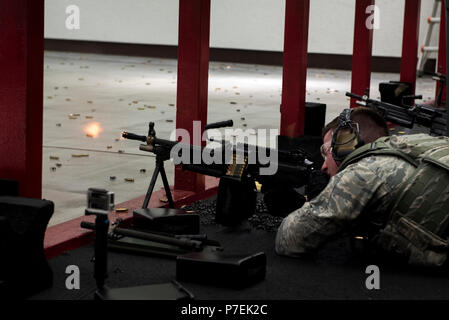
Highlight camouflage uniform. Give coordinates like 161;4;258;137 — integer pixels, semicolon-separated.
275;135;418;257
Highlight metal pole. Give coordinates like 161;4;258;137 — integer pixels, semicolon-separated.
175;0;210;192
0;0;44;198
446;0;449;135
436;0;447;107
280;0;310;137
400;0;421;99
350;0;375;108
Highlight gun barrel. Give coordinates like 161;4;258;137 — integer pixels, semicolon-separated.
80;221;95;230
346;91;403;111
386;114;414;128
181;164;226;177
205;120;233;130
113;227;201;250
80;221;202;250
345;92;363;100
122;131;147;142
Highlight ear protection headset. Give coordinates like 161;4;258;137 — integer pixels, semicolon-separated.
331;109;364;162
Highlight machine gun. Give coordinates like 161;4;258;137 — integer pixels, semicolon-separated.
346;91;448;136
122;120;315;224
122;121;312;185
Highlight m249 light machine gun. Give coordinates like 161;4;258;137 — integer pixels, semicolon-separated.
122;120;315;225
346;91;448;136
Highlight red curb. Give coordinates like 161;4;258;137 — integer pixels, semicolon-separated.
44;177;219;259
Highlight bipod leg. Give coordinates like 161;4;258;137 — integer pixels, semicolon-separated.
159;163;175;208
142;161;161;208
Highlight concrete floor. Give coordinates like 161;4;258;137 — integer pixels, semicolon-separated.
42;51;436;226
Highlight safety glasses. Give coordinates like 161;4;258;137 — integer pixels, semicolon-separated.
320;142;332;159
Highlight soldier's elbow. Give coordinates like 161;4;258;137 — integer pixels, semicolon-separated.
274;240;286;256
275;235;300;257
275;230;310;257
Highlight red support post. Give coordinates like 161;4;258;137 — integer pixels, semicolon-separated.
400;0;421;95
436;0;446;107
175;0;210;192
0;0;44;198
350;0;375;108
280;0;310;137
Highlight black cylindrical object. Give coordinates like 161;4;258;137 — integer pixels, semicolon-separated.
81;221;204;250
122;132;147;142
181;164;226;177
113;227;201;250
205;120;233;130
94;214;109;289
80;221;95;230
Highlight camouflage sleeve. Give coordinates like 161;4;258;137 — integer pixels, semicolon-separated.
275;162;386;257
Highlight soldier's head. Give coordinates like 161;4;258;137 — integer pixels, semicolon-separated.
349;107;389;144
320;107;389;177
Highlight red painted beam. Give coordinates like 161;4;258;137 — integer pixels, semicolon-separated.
0;0;44;198
350;0;375;108
400;0;421;96
175;0;211;192
280;0;310;137
436;0;446;107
